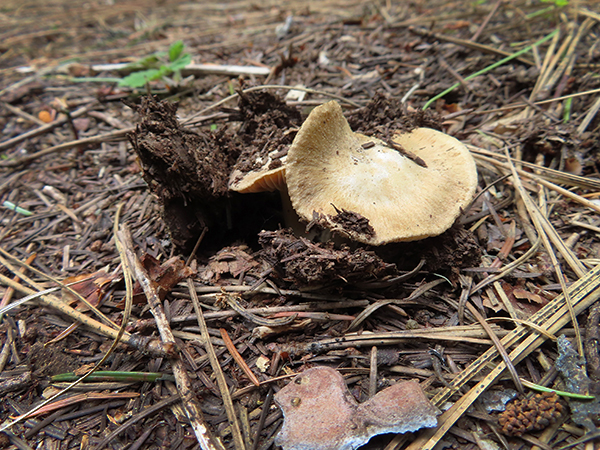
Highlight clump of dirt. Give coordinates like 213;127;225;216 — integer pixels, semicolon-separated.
129;96;241;249
129;92;301;250
346;91;443;140
322;207;376;240
232;90;302;175
378;226;481;282
131;96;237;200
258;229;396;287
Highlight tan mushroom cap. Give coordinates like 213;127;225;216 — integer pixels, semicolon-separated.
285;100;478;245
228;161;286;193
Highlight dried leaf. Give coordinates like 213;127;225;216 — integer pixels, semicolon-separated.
274;366;439;450
62;269;118;307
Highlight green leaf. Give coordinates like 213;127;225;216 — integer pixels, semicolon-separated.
158;65;173;77
168;53;191;71
118;68;162;88
169;40;184;62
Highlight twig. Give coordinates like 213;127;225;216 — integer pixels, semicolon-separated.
0;128;131;168
118;227;225;450
0;247;117;329
222;291;297;326
84;62;271;77
0;206;140;436
0;105;93;152
409;26;536;66
0;252;36;322
369;346;378;398
0;271;168;356
275;324;507;356
348;279;446;331
470;147;600;197
423;29;559;109
182;84;362;125
1;102;46;126
470;0;502;42
188;280;244;450
465;302;523;393
93;395;181;450
251;388;274;450
503;149;584;356
577;96;600;134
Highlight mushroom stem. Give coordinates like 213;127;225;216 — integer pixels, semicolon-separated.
279;186;306;237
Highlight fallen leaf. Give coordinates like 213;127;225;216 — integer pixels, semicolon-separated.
274;366;439;450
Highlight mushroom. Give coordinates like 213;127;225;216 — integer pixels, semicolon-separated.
228;160;286;194
228;154;307;236
274;366;440;450
285;100;478;245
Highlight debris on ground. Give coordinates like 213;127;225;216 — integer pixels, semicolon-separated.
274;366;440;450
258;229;396;287
498;392;564;437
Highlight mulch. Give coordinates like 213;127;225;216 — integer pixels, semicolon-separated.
1;0;600;449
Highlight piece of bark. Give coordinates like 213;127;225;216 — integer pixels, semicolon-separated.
274;366;440;450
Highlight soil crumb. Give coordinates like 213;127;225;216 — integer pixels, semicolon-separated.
325;206;376;240
381;226;481;282
131;96;237;200
232;90;302;175
258;229;396;287
346;92;443;140
129;96;240;249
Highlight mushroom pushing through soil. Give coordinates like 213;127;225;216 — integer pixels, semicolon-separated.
285;100;478;245
228;158;306;237
274;366;440;450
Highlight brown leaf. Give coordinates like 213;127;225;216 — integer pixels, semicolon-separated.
274;366;439;450
512;288;545;304
62;269;118;308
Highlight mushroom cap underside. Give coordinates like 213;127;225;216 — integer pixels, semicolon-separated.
228;165;286;193
286;101;478;245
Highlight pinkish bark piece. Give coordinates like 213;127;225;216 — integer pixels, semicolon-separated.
274;366;440;450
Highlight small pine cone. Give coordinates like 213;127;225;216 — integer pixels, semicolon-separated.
499;392;564;437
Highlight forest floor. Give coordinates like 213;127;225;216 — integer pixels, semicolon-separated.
1;0;600;449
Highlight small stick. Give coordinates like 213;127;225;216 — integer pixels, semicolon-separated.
0;105;92;152
465;302;524;394
118;226;225;450
409;26;535;66
470;0;502;42
0;272;169;356
369;346;378;398
220;328;261;387
223;292;297;326
93;395;181;450
1;102;46;126
188;279;245;450
0;128;131;168
251;388;274;450
385;139;427;168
